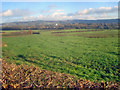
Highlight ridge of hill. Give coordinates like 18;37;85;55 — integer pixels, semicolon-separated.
2;19;118;26
1;19;118;30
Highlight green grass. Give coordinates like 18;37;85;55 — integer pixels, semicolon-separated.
2;29;119;82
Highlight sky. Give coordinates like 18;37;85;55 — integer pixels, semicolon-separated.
1;2;119;23
1;0;120;2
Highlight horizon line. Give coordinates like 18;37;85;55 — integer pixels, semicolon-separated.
1;18;118;24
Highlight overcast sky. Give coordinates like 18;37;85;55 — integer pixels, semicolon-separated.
1;2;118;23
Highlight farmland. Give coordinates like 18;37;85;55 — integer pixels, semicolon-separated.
2;29;119;83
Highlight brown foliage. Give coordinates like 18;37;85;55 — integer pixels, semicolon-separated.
2;60;119;89
0;42;7;47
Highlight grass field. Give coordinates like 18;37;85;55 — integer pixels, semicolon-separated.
2;29;119;82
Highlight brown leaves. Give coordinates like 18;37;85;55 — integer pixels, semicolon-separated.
2;60;119;89
0;42;7;47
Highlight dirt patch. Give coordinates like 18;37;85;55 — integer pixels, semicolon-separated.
52;33;117;38
2;35;29;38
84;34;109;38
2;31;40;38
52;30;103;34
85;33;118;38
53;34;68;36
2;31;32;38
52;34;111;38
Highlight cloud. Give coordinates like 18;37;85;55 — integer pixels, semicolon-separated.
0;9;13;16
1;9;33;17
55;10;64;12
68;6;118;16
66;6;118;20
2;5;118;23
41;8;64;13
19;13;73;22
51;12;65;17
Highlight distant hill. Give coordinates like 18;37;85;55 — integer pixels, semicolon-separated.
2;19;118;26
1;19;118;30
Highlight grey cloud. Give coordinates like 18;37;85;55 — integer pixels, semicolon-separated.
68;6;118;16
2;9;34;17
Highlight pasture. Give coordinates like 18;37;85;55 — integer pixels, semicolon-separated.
2;29;119;82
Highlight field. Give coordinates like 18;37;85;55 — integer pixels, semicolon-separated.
2;29;119;83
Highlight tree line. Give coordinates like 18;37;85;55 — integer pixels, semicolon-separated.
2;23;118;30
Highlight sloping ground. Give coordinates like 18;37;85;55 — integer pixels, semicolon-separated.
2;60;119;89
